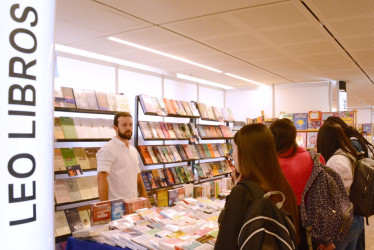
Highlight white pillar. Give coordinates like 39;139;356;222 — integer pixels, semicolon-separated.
0;1;55;249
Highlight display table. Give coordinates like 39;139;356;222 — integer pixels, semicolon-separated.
66;237;129;250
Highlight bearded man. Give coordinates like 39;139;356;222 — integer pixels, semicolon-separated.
97;112;148;201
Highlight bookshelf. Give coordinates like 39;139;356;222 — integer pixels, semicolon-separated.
54;105;117;243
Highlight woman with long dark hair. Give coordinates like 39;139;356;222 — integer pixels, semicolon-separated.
317;122;364;249
215;123;299;249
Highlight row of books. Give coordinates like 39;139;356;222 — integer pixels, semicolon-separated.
296;131;317;149
197;102;235;122
54;117;115;139
281;111;355;130
139;121;198;140
194;161;233;179
138;94;235;122
54;147;99;172
139;94;200;117
138;143;232;165
54;176;98;204
71;196;228;249
55;86;130;112
55;197;149;237
197;124;234;138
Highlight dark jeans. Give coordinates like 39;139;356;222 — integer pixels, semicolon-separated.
334;216;364;250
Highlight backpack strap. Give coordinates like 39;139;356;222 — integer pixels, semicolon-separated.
238;180;265;201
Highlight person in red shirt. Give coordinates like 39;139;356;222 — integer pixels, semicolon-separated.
269;118;324;205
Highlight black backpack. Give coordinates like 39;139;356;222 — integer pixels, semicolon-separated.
237;181;297;250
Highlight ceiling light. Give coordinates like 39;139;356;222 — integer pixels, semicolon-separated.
107;37;223;73
224;73;266;86
55;44;162;73
176;74;233;90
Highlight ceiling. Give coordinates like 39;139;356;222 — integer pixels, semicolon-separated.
55;0;374;108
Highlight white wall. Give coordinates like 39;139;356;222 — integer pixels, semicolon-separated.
274;82;330;117
225;85;273;122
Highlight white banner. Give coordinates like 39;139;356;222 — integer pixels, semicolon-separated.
0;1;55;249
339;91;348;111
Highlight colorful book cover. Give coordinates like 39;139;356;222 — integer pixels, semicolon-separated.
170;167;181;185
338;111;354;127
90;200;112;225
308;110;322;129
147;146;158;164
163;168;175;185
156;189;169;207
296;132;307;148
202;144;212;158
72;148;91;170
138;121;153;139
188;101;200;117
141;172;152;191
159;122;170;139
59;116;78;139
138;146;154;165
157;169;168;187
174;166;186;183
194;164;205;178
54;148;66;172
146;171;158;189
321;112;335;123
293;113;308;130
95;91;110;111
307;132;318;149
182;166;193;182
54;117;65;139
138;94;155;114
181;101;193;116
60;148;77;167
111;199;125;221
163;98;176;115
151;169;162;188
167;189;178;206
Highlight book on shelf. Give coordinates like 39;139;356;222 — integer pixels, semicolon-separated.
167;99;180;116
293;113;308;130
194;164;206;178
178;123;189;138
202;144;212;158
146;146;158;164
84;89;99;110
181;101;193;116
59;117;78;139
207;144;217;158
206;105;216;120
174;166;185;184
73;88;90;110
213;107;224;122
296;132;307;148
158;168;169;187
60;148;77;167
163;98;176;115
148;122;160;139
138;146;154;165
55;210;71;236
146;171;158;189
163;168;175;185
54;117;65;139
167;189;178;206
138;121;153;139
219;125;233;138
189;145;201;160
87;175;99;198
171;123;182;138
156;189;169;207
195;144;207;159
106;92;118;111
307;131;318;149
78;207;91;228
111;199;125;221
90;200;112;226
182;166;194;182
214;126;223;137
200;163;213;178
169;167;181;185
188;102;200;117
64;207;84;233
61;87;76;108
95;91;110;111
159;122;170;139
211;144;221;158
153;123;165;139
151;169;162;188
216;144;225;157
115;94;130;112
139;94;155;114
85;147;99;169
176;101;187;116
76;177;94;200
72;117;91;139
227;108;235;121
54;179;71;204
65;178;82;202
165;123;177;139
72;148;91;170
66;164;83;177
197;103;208;119
177;166;189;183
54;148;66;172
181;145;195;160
141;172;152;191
308;110;322;129
54;87;67;108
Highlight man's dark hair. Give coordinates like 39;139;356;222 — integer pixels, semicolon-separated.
114;112;132;126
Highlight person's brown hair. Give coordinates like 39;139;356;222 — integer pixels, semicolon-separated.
317;121;358;162
269;118;298;157
114;112;132;126
234;123;300;242
325;116;374;157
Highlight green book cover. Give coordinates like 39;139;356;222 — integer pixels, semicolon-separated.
202;144;212;158
59;117;78;139
174;166;185;184
60;148;77;167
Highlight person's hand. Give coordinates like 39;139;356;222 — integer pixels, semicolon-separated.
231;168;242;186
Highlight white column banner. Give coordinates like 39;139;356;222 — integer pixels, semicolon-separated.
0;1;55;249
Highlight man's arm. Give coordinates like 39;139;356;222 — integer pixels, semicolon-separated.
97;171;109;201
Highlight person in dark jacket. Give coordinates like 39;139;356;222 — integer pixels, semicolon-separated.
214;123;299;249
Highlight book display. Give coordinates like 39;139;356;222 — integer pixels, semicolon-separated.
54;87;121;243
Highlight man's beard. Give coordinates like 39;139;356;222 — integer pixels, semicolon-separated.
118;130;132;140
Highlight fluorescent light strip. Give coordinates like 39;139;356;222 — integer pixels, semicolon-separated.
108;37;223;73
177;73;233;90
55;44;162;73
224;72;266;86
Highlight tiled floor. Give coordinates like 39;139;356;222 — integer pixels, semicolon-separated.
366;216;374;249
